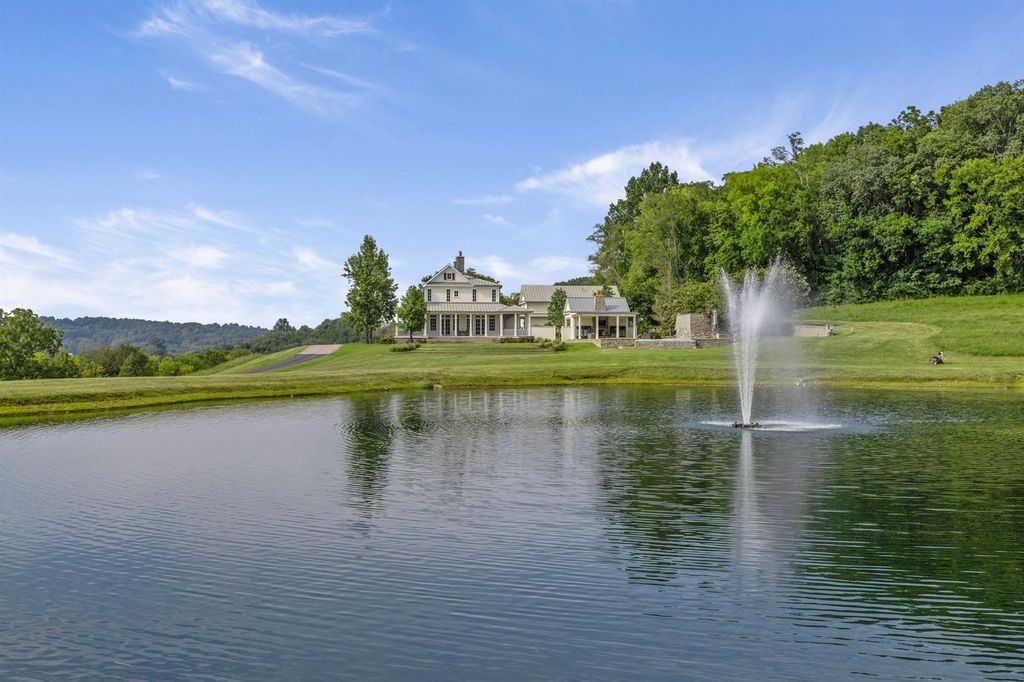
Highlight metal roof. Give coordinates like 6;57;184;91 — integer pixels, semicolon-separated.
564;296;632;314
520;284;619;301
426;302;521;312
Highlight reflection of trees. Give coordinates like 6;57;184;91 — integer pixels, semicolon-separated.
344;396;395;508
800;421;1024;652
595;390;736;584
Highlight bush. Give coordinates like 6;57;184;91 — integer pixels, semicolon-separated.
389;343;420;352
119;350;157;377
552;342;567;352
74;356;106;378
539;339;553;348
379;334;395;344
157;357;180;376
498;336;535;343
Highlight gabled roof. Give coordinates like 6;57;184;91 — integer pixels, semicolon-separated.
423;263;502;287
565;296;632;314
520;284;619;302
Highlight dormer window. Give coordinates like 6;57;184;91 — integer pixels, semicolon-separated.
491;289;497;302
472;289;477;302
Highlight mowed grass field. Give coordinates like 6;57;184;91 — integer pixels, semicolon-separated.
1;294;1021;419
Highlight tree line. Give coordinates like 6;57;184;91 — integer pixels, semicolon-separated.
40;316;268;355
586;80;1024;332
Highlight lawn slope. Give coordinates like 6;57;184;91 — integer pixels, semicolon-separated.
1;295;1020;419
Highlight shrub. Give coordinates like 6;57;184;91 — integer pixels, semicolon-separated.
539;339;552;348
379;334;395;344
498;335;535;343
389;343;420;352
119;350;157;377
157;357;181;376
552;342;567;352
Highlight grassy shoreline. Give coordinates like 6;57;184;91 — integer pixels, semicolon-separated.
2;295;1021;420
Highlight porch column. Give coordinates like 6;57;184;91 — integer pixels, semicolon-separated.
514;315;519;337
615;315;619;338
470;314;475;337
633;316;637;338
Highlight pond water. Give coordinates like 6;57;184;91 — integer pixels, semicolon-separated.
1;386;1023;680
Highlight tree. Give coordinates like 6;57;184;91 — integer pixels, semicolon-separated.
273;318;295;333
119;350;155;377
343;235;398;343
547;288;567;341
395;285;426;342
0;308;65;380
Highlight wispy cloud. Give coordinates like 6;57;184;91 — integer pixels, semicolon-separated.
482;213;517;229
475;254;589;285
137;1;375;118
516;140;713;207
135;170;162;180
452;194;513;206
0;232;72;266
1;203;346;325
293;246;339;271
165;74;203;91
199;0;372;36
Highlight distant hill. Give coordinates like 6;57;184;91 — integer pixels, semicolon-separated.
42;316;269;355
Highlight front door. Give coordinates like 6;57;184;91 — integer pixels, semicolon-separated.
441;315;452;336
474;316;486;335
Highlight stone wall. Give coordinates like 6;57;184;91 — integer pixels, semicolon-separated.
676;313;713;339
792;324;830;337
635;338;697;349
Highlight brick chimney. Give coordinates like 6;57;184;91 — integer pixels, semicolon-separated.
454;250;465;273
594;289;606;311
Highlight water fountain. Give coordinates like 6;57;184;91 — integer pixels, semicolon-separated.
719;260;784;428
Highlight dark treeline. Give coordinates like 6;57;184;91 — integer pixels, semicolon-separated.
42;316;268;355
587;81;1024;332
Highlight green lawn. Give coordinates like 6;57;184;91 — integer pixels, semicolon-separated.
1;295;1021;419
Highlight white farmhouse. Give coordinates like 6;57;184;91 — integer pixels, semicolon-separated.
418;251;531;339
407;251;637;341
520;285;637;341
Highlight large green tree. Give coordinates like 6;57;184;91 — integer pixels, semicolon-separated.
343;235;398;343
547;288;567;341
395;285;427;341
0;308;69;380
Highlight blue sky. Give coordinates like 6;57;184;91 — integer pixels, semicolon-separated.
1;0;1021;326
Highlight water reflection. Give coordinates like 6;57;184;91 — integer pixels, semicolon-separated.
1;387;1022;680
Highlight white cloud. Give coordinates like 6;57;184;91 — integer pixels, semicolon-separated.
475;254;590;285
482;213;517;229
199;0;372;36
300;63;379;91
208;42;359;117
0;233;72;265
1;204;347;326
137;1;371;118
136;170;162;180
452;194;513;206
168;244;230;269
293;246;338;271
516;139;713;207
166;74;203;91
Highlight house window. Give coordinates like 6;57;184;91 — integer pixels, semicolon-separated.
488;316;496;332
427;289;432;302
472;289;477;302
444;272;454;280
453;290;459;298
491;289;497;302
446;289;451;302
430;315;437;331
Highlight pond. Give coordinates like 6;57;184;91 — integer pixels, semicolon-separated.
1;386;1022;680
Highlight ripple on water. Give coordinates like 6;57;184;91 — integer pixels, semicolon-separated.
1;386;1022;681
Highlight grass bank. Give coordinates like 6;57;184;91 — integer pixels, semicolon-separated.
1;295;1021;419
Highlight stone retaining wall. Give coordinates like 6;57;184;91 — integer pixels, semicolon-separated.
635;338;697;349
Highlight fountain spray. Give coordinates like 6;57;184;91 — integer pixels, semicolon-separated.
720;258;785;428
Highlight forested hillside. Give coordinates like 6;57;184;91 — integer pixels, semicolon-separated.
587;80;1024;332
42;316;268;355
